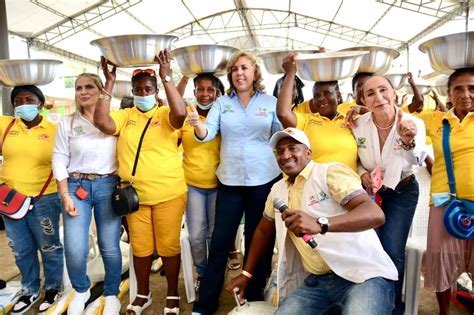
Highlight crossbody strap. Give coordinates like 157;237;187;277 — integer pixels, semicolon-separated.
441;119;456;196
1;119;16;151
130;117;152;183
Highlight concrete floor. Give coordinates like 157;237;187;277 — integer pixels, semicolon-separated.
0;229;470;315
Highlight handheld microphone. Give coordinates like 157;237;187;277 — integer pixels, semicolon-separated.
273;198;318;248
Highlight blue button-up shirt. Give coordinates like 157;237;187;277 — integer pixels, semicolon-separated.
200;90;282;186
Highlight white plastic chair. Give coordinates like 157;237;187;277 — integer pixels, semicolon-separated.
403;163;431;315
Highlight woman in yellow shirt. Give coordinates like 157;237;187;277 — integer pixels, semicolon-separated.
420;67;474;315
94;50;187;315
276;53;358;171
0;85;63;313
178;73;222;289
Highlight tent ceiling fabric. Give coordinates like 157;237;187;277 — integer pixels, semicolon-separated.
5;0;474;67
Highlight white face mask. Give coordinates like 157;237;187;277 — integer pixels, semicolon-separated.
196;101;213;110
14;104;40;122
134;95;156;112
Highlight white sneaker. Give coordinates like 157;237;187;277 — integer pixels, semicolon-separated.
67;289;90;315
103;296;121;315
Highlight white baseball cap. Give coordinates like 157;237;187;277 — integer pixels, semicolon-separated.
270;127;311;149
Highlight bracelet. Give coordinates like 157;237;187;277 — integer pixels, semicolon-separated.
101;88;112;97
241;270;253;279
401;138;416;151
60;191;69;200
99;94;111;101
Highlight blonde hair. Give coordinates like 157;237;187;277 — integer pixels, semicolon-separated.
70;73;104;129
225;51;265;95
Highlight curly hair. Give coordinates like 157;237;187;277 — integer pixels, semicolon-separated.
225;51;265;95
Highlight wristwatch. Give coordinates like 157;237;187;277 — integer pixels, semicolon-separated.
162;75;171;83
317;217;329;235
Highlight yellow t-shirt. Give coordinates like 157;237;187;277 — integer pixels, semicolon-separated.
295;112;357;171
337;100;357;116
0;116;57;196
111;106;187;205
264;162;364;274
292;99;312;114
418;110;474;200
180;112;220;189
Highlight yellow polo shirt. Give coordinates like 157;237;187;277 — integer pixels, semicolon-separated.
264;162;364;274
180;112;220;189
295;112;358;171
337;100;357;116
292;99;312;114
0;116;57;196
111;106;187;205
418;109;474;200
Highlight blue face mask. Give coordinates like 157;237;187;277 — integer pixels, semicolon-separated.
196;101;213;111
14;104;40;122
134;95;156;112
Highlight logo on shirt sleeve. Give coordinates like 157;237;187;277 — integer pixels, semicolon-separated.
357;137;366;148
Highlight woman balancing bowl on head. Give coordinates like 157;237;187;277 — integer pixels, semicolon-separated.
276;53;358;172
188;51;283;314
94;49;188;315
348;75;427;314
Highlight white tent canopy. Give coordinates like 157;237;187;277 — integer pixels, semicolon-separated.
3;0;474;100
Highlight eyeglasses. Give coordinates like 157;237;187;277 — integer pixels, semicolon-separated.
132;69;156;78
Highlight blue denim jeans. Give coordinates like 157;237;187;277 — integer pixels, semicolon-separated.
63;175;121;296
185;185;217;277
193;176;281;314
377;178;419;315
3;193;63;295
276;273;395;315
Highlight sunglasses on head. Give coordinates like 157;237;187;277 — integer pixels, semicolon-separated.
132;69;156;78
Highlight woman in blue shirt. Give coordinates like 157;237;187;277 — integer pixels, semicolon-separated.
189;51;282;314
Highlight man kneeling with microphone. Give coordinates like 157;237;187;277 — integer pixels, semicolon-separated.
226;127;398;314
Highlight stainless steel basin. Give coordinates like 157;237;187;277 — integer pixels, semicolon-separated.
0;59;62;87
340;46;400;74
295;51;369;82
90;34;178;67
171;44;239;76
405;84;432;95
385;73;407;90
419;31;474;73
258;50;322;75
112;80;132;99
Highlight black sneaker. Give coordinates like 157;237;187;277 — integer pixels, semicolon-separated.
11;293;40;314
38;289;60;313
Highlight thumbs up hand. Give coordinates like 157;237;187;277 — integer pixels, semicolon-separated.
187;104;201;127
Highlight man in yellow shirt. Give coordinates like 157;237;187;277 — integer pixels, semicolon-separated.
226;128;397;314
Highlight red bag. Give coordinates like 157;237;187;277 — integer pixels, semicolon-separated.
0;184;32;219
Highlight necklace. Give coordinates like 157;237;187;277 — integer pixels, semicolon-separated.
373;115;395;130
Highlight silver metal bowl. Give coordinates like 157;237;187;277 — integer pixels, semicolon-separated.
385;73;407;90
112;80;132;99
90;34;178;67
340;46;400;74
171;44;239;76
419;31;474;73
295;51;369;82
258;50;321;75
0;59;62;87
405;84;432;95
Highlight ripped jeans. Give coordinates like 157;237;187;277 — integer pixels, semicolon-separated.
3;193;63;295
